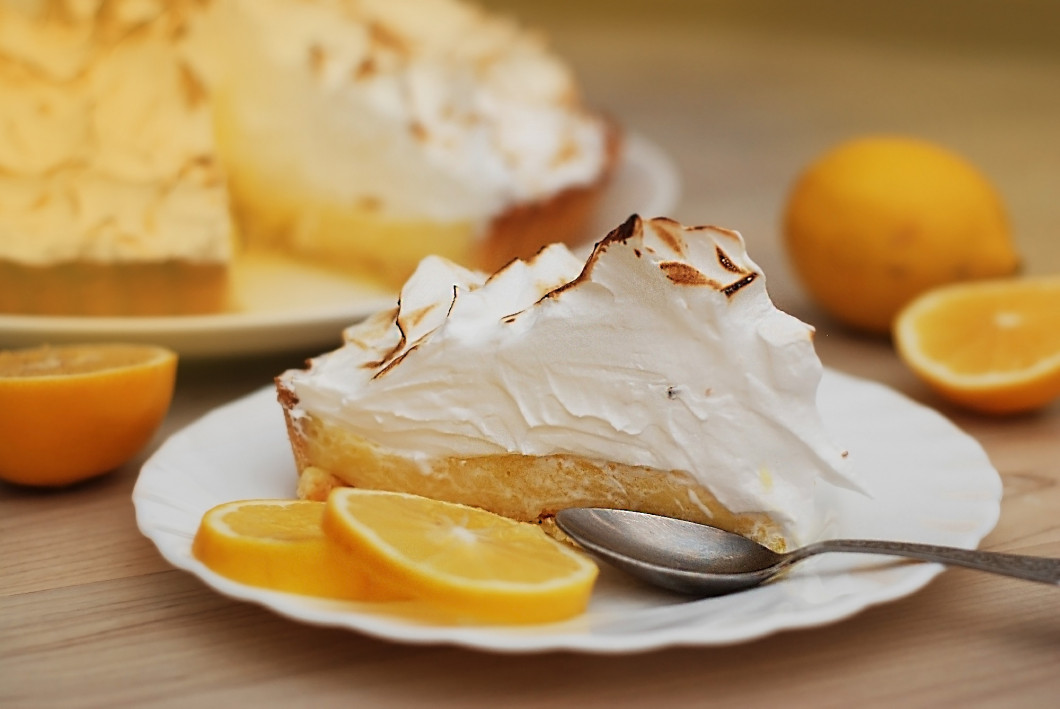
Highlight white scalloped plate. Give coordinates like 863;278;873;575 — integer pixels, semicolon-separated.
0;134;679;358
133;369;1002;653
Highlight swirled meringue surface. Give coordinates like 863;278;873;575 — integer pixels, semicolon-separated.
0;0;230;265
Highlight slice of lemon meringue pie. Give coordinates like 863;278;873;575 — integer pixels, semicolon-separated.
276;215;857;551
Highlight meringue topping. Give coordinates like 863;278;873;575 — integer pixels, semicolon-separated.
0;0;231;265
184;0;609;225
280;216;858;544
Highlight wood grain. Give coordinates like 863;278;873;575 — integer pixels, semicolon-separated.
2;3;1059;707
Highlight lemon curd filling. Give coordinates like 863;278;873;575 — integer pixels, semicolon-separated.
289;411;786;550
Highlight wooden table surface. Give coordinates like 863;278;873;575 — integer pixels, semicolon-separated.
2;3;1059;707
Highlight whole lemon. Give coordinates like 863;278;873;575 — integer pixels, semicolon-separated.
782;136;1020;333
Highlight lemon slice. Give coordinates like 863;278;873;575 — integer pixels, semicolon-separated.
192;499;397;601
0;343;177;486
322;489;598;624
894;276;1060;414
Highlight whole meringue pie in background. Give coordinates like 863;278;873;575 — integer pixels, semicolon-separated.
277;215;860;551
0;0;233;316
1;0;616;316
185;0;619;288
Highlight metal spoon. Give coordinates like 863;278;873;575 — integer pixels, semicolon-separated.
555;508;1060;596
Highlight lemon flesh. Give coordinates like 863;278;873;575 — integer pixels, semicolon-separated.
323;489;598;624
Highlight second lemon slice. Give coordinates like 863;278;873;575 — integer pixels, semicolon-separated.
322;489;598;624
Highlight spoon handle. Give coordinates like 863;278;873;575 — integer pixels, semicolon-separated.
794;539;1060;585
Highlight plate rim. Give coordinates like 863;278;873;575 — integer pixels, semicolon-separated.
133;368;1002;653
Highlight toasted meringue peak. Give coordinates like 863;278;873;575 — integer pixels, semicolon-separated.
280;216;859;543
183;0;609;224
0;0;230;265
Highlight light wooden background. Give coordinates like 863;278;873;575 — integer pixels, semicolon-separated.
3;2;1059;707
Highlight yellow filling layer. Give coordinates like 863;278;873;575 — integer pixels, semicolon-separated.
287;411;788;552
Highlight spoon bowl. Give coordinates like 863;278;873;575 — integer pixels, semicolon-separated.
555;508;1060;597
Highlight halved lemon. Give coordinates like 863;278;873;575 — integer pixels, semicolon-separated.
322;489;599;624
893;276;1060;414
192;499;397;601
0;343;177;486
